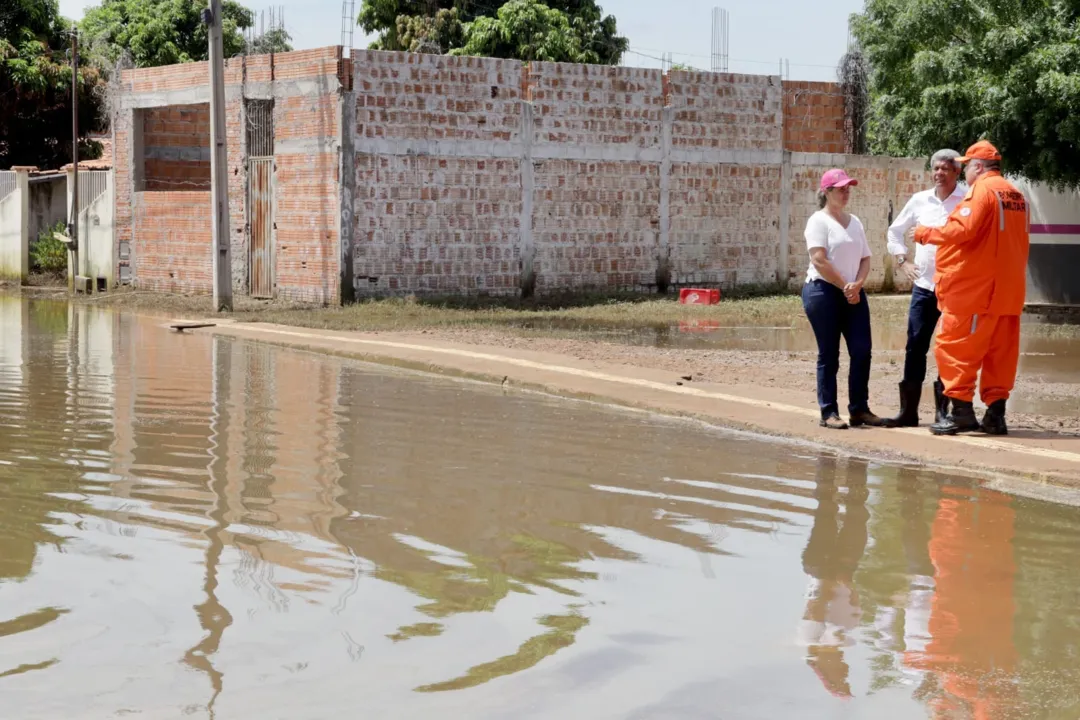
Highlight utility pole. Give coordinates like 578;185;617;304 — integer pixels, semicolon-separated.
70;31;79;293
205;0;233;311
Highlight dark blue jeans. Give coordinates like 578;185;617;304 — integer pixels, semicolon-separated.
903;285;941;385
802;280;872;419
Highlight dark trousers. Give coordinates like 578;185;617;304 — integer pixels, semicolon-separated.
802;280;872;419
903;285;941;385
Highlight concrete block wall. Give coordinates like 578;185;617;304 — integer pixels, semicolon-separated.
785;154;932;291
27;174;67;247
68;169;116;289
0;169;30;282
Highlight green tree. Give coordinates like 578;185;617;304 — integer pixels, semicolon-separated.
246;26;292;55
0;0;104;169
359;0;627;64
79;0;255;69
852;0;1080;187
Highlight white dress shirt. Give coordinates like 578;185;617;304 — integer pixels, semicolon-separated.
886;184;966;292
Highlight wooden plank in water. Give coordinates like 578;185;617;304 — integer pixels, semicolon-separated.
170;322;217;333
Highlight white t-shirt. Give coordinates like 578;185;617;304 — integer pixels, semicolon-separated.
804;210;872;285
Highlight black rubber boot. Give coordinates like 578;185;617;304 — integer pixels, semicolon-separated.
933;378;950;425
980;399;1008;435
930;399;981;436
882;381;922;428
849;409;886;427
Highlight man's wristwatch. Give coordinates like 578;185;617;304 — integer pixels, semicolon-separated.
896;256;906;266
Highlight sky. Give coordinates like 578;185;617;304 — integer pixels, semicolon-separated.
57;0;865;83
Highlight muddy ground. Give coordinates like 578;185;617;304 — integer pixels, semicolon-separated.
422;325;1080;436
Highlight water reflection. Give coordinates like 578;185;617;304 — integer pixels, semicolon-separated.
798;457;870;699
1;297;1080;717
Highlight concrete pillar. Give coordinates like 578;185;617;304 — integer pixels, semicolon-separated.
779;151;792;288
338;89;356;305
519;101;536;298
657;106;672;293
66;167;88;285
0;167;33;284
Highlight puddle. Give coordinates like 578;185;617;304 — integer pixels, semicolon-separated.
2;297;1080;717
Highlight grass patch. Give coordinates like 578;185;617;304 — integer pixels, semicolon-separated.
21;286;1080;339
56;286;922;334
30;222;68;277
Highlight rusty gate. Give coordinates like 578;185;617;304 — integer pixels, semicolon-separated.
246;99;275;298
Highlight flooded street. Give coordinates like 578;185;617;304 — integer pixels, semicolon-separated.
4;297;1080;719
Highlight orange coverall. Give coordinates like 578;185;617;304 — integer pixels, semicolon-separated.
914;171;1031;405
902;487;1018;719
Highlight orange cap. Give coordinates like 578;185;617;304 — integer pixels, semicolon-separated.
957;140;1001;163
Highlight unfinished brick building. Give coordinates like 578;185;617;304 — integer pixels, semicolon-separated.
111;46;930;304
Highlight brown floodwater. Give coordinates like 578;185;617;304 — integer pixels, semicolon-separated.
3;296;1080;719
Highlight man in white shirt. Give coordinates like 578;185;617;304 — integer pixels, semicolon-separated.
882;149;966;427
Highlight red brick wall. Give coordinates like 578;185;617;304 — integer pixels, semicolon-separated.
132;191;212;293
113;46;919;302
354;154;523;294
670;164;783;287
275;153;341;300
352;50;522;143
528;63;663;147
142;104;211;191
667;70;783;151
351;52;524;296
529;63;664;294
665;71;783;287
783;81;846;154
116;46;346;302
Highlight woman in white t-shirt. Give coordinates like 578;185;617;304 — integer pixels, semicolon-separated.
802;169;885;430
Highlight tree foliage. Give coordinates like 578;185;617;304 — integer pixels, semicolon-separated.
358;0;627;64
852;0;1080;187
1;0;104;169
80;0;255;69
246;26;293;55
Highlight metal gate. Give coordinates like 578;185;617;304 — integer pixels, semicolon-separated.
246;99;275;298
0;171;15;203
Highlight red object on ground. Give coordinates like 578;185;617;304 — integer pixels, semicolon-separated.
678;319;721;333
679;288;721;305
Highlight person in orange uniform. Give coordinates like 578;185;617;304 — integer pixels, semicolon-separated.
913;141;1030;436
901;486;1020;719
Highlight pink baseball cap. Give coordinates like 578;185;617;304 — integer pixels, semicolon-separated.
820;168;858;190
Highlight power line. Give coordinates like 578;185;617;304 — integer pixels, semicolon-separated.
630;45;840;70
